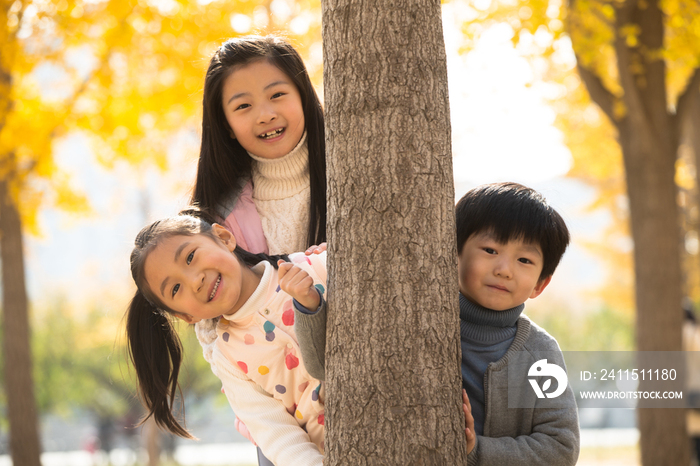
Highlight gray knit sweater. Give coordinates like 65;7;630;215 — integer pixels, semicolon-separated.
467;314;580;465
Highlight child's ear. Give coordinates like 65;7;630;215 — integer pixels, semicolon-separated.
212;224;237;252
529;275;552;299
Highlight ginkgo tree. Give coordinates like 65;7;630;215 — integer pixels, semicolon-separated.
0;1;320;464
455;0;700;464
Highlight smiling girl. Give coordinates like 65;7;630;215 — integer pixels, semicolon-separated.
191;35;326;256
126;211;326;466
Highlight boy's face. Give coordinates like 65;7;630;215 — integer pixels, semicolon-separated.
458;232;551;311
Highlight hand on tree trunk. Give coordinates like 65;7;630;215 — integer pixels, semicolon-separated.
304;242;327;256
463;389;476;454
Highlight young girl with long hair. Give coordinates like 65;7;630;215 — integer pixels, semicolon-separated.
126;211;326;466
191;35;326;255
190;36;327;464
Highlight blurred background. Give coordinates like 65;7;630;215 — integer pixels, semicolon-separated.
0;0;698;465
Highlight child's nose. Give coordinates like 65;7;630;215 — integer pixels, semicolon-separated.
189;272;205;293
494;260;513;278
257;103;277;124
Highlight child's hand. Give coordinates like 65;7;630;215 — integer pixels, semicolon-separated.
234;417;257;446
304;242;327;255
278;260;321;310
463;389;476;454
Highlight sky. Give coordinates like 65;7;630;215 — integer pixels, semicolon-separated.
24;4;609;316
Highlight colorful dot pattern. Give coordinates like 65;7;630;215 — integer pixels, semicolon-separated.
214;251;326;453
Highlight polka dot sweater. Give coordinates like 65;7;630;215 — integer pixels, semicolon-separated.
202;252;327;466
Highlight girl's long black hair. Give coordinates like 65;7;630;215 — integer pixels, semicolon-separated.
192;35;326;247
126;209;288;437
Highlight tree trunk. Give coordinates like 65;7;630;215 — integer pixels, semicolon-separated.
323;1;466;464
0;179;42;466
619;126;688;465
576;0;691;463
615;1;687;464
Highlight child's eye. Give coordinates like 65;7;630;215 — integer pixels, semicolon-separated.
235;103;250;111
172;284;180;298
187;251;194;265
271;92;285;99
518;258;533;264
483;248;496;254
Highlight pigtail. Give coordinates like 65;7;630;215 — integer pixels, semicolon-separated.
126;290;193;439
234;245;289;269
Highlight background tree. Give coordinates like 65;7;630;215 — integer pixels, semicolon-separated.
323;0;466;463
456;0;700;463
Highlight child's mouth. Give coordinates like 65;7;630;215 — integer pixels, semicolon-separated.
258;128;284;139
489;284;508;292
209;274;221;301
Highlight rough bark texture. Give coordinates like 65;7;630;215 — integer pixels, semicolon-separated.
322;1;466;464
576;1;693;464
0;179;42;466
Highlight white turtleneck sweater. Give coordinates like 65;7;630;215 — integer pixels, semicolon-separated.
248;132;310;255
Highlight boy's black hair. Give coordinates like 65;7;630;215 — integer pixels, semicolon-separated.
455;182;570;280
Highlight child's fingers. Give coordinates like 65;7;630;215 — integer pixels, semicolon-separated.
284;266;310;285
277;260;293;280
289;275;316;300
304;242;328;255
279;265;306;287
463;389;472;412
278;265;314;294
288;272;314;290
463;395;476;454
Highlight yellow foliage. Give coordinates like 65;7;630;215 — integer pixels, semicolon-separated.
0;0;323;235
676;157;695;191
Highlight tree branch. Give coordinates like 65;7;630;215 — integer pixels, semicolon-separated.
612;2;652;136
675;67;700;128
576;59;618;127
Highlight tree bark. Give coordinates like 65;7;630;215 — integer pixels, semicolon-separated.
688;83;700;295
0;179;42;466
612;1;687;465
323;1;466;464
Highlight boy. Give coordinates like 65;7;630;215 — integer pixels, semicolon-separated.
293;182;580;465
454;182;579;465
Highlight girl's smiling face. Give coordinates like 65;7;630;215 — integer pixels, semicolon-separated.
143;226;259;323
222;59;305;159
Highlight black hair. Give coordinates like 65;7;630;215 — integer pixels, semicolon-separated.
191;35;326;247
455;182;570;280
126;208;288;438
